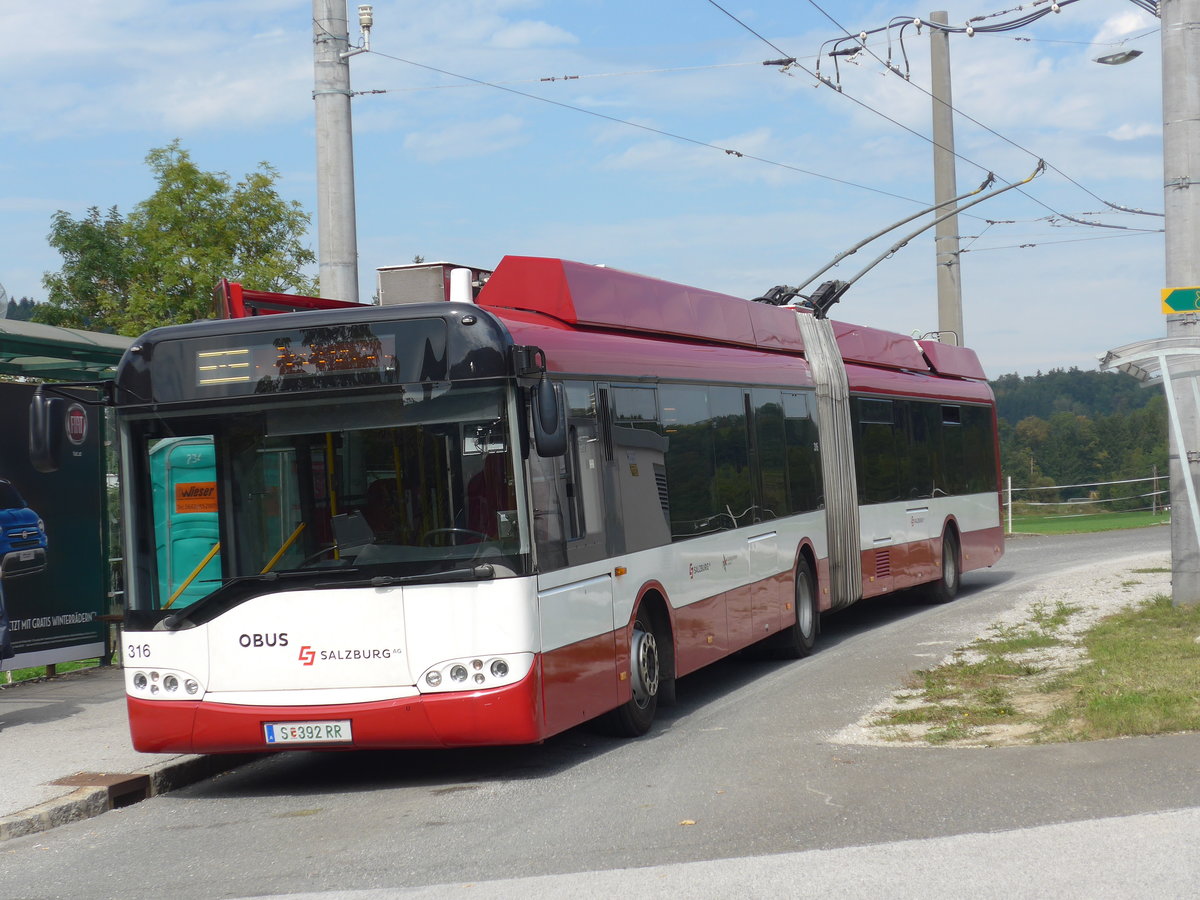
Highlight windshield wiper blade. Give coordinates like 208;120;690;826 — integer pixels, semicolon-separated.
161;568;360;630
219;570;331;587
314;564;495;589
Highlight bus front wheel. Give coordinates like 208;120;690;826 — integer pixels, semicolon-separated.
607;608;660;737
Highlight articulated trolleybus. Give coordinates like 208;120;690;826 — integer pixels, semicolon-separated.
33;257;1002;753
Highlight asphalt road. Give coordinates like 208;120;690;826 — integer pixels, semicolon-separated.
3;527;1190;900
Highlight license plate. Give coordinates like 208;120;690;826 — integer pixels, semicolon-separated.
263;720;352;744
19;550;34;561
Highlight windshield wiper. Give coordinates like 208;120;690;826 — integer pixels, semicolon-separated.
161;568;360;630
314;564;495;589
218;570;318;588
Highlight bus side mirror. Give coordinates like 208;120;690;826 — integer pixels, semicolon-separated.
29;387;64;473
531;378;566;457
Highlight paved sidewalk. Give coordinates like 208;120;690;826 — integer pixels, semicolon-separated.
0;665;249;841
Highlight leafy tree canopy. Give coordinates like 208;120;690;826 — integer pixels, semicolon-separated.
35;141;316;336
36;205;129;331
991;367;1152;422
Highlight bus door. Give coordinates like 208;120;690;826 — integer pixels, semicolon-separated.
534;381;619;734
855;397;899;597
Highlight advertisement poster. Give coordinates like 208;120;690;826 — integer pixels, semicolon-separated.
0;383;105;670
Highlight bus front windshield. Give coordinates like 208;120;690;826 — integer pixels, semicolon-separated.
126;384;527;611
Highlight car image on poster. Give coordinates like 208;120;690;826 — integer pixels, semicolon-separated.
0;478;47;579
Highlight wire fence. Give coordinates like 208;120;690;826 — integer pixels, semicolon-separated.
1003;471;1170;532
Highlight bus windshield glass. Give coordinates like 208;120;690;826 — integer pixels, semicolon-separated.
125;384;527;611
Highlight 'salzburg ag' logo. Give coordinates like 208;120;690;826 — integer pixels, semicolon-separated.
298;645;316;666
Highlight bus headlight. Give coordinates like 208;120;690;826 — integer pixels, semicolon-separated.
128;668;204;700
418;653;534;694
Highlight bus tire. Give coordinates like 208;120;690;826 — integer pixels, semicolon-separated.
928;529;961;603
606;607;661;737
775;557;818;659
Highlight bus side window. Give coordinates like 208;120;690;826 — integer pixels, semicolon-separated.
855;397;900;504
782;391;821;513
710;386;752;529
660;383;714;540
610;385;670;552
529;433;568;573
561;381;609;565
752;389;787;522
564;425;585;539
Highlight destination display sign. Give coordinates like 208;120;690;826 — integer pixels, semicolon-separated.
143;319;451;402
196;327;398;389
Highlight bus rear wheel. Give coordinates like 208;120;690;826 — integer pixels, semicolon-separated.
774;558;818;659
607;609;660;737
928;530;961;603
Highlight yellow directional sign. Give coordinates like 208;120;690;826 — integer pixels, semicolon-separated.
1163;287;1200;313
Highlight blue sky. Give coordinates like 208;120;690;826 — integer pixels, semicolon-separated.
0;0;1166;376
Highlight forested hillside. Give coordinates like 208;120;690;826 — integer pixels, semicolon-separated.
990;368;1154;421
989;368;1167;504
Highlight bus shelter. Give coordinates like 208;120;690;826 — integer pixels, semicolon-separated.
1100;337;1200;602
0;318;129;380
0;318;131;669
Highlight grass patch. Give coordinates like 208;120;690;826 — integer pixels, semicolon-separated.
965;601;1079;656
1041;595;1200;741
1009;510;1170;535
2;657;108;685
872;585;1200;747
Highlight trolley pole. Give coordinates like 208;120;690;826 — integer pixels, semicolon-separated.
1162;0;1200;604
930;11;964;346
313;0;361;303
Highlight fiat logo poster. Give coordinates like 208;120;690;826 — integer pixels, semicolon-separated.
66;403;88;446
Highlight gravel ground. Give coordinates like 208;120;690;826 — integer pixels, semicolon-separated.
831;552;1173;748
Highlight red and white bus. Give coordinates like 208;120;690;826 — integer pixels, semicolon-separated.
35;256;1002;752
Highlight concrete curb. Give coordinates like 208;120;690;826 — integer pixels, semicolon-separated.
0;752;260;843
0;786;109;842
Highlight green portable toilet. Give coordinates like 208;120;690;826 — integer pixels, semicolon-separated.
149;437;220;608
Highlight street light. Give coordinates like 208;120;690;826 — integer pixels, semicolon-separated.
1094;49;1143;65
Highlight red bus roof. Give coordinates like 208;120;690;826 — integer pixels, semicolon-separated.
215;256;989;384
477;256;988;382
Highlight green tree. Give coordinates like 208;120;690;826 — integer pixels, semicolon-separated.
37;141;316;336
35;206;130;331
3;297;38;321
122;142;316;335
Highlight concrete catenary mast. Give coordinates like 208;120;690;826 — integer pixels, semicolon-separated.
312;1;370;303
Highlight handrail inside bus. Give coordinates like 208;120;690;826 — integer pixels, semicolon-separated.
260;523;307;574
164;542;221;609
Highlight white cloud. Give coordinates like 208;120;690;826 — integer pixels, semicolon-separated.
489;20;579;49
1108;122;1159;141
0;2;311;138
1094;11;1156;46
402;114;527;161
